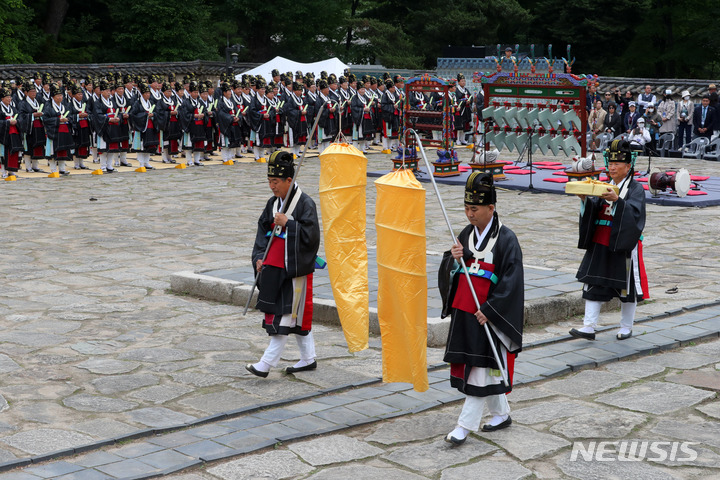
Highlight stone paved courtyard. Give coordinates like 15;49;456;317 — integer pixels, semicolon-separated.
0;146;719;478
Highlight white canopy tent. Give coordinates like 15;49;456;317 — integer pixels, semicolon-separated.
236;56;349;82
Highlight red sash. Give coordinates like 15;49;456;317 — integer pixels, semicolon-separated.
451;261;494;314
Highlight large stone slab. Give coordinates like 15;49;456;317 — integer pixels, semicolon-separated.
507;386;557;404
177;335;249;351
652;419;720;449
539;370;626;397
665;371;720;391
91;373;160;394
287;434;383;466
481;425;570;461
74;418;138;438
118;348;194;363
1;383;79;401
170;372;229;387
365;411;459;445
698;401;720;420
125;407;197;428
128;384;194;404
511;400;597;425
441;458;532;480
1;428;96;455
603;360;666;379
305;464;428;480
75;358;140;375
557;455;679;480
178;389;262;414
550;411;647;439
383;438;497;475
0;354;21;373
597;381;716;414
63;394;138;412
638;351;717;370
207;450;314;480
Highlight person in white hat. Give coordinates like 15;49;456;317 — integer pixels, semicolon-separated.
677;90;694;147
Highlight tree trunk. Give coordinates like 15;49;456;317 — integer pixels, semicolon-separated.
44;0;70;40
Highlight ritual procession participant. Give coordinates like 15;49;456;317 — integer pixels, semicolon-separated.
283;81;309;158
42;83;74;175
0;87;23;178
439;172;524;445
157;82;181;164
380;78;401;153
179;81;207;167
314;79;338;154
569;140;648;341
112;81;133;168
455;73;472;145
351;82;375;153
246;151;321;378
18;81;46;173
68;84;91;169
129;82;160;170
91;79;122;173
216;81;243;163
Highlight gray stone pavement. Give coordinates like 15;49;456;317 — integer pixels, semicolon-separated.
0;147;719;478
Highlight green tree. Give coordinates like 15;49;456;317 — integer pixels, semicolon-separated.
0;0;38;62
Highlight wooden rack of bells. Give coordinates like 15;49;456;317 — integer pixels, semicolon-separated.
401;74;461;177
472;44;592;179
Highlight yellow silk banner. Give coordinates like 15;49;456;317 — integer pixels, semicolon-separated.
374;168;428;391
318;143;369;352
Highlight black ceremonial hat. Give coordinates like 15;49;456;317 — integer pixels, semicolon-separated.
174;81;183;92
271;69;280;77
464;172;496;205
138;82;150;94
0;87;11;98
220;82;231;93
188;81;199;92
267;151;295;178
328;74;337;84
318;79;329;90
292;82;302;92
161;82;171;92
384;79;394;89
99;79;110;91
605;139;632;164
198;82;208;93
348;73;357;83
339;76;347;84
457;73;465;81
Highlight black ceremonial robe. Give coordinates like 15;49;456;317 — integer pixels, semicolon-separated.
252;186;321;336
0;103;23;171
283;93;309;146
314;92;338;142
351;94;375;140
43;101;75;160
440;216;524;396
216;96;243;148
576;175;648;302
69;98;92;158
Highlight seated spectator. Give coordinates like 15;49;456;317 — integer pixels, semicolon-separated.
629;118;651;150
677;90;694;147
603;103;622;136
658;89;677;145
637;84;657;116
693;95;715;139
588;100;606;146
624;101;640;133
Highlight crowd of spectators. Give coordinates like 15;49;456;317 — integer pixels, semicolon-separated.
586;83;720;153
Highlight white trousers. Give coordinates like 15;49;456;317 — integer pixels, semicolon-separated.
137;152;151;168
260;328;316;367
583;299;637;329
457;393;510;432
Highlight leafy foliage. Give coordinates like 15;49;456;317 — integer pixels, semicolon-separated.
2;0;719;79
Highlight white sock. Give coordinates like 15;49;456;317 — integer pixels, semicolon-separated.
448;425;469;440
292;359;314;369
487;414;508;427
618;327;632;335
578;326;595;334
252;361;271;373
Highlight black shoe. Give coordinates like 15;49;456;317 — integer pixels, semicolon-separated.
617;331;632;340
284;361;317;374
482;416;512;432
444;433;467;445
106;168;115;173
80;166;90;170
169;159;177;164
146;165;154;170
245;364;268;378
33;168;45;173
59;171;70;175
120;162;132;167
569;328;595;340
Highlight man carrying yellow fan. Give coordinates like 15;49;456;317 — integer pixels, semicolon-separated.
569;139;648;341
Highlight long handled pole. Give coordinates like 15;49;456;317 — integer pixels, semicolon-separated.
243;103;326;315
406;128;509;387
